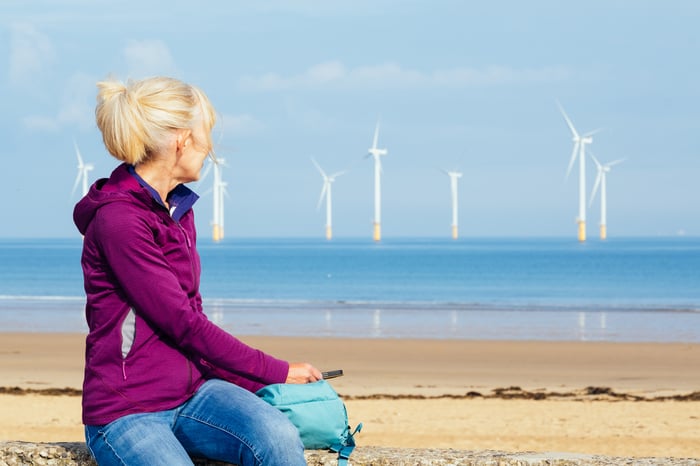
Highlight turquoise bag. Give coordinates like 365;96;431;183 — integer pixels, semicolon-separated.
256;380;362;465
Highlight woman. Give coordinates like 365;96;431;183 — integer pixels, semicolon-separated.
73;76;321;466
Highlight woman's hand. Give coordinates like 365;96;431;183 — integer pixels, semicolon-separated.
286;362;322;384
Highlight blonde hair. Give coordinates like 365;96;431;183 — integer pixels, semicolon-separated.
95;76;217;165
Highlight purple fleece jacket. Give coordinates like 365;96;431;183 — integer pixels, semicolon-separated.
73;163;289;426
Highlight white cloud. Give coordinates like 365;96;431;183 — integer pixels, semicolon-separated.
21;115;60;132
282;98;336;131
123;39;178;78
57;73;95;128
8;22;57;86
433;65;571;86
21;72;95;132
239;60;349;91
217;113;265;138
239;61;570;92
306;61;346;83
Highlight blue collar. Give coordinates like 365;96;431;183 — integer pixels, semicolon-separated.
127;165;199;222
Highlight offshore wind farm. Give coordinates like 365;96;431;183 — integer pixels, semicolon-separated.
49;113;698;351
70;105;627;243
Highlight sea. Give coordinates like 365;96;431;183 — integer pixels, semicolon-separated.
0;237;699;342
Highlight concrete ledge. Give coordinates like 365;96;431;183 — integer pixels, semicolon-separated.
1;441;698;466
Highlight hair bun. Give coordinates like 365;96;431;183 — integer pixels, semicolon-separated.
96;80;129;103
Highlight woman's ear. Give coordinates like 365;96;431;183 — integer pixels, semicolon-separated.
175;129;192;153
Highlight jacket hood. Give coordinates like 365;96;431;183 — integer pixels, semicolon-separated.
73;163;152;235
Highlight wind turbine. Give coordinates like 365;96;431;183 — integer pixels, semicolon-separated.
589;154;624;240
442;169;463;239
311;158;346;240
367;122;387;241
201;157;228;242
71;141;94;198
558;103;601;242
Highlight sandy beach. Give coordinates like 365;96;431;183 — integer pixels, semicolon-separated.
1;333;698;459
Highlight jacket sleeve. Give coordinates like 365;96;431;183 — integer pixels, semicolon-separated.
92;202;289;386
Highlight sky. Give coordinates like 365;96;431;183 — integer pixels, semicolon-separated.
1;1;699;239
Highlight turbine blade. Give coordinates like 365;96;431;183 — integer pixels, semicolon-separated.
590;152;602;169
199;160;213;185
372;122;380;149
311;157;327;177
219;180;230;198
329;170;347;179
316;183;328;211
73;140;84;167
584;128;603;137
565;142;579;179
71;171;82;196
607;158;626;167
557;101;579;139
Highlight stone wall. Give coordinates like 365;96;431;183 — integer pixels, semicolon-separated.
0;442;698;466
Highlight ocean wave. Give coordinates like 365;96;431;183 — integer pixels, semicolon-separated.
202;297;700;314
0;294;697;314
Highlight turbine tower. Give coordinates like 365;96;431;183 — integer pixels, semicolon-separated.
558;103;600;242
217;180;228;241
312;158;346;240
442;170;463;239
367;122;387;242
71;141;94;198
589;155;624;240
210;158;227;242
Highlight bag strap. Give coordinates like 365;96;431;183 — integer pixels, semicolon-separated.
330;423;362;466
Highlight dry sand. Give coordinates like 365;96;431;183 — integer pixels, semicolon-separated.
1;333;699;459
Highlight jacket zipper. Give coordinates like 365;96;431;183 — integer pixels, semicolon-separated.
175;219;195;392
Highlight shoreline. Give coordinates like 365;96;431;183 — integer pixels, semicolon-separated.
1;333;699;458
1;300;700;342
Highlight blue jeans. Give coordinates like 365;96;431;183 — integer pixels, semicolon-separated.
85;379;305;466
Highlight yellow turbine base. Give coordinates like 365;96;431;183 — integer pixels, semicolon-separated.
577;221;586;242
325;226;332;241
373;223;381;242
600;224;607;241
212;224;223;243
451;225;458;240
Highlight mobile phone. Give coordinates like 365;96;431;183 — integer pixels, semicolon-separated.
322;369;343;379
